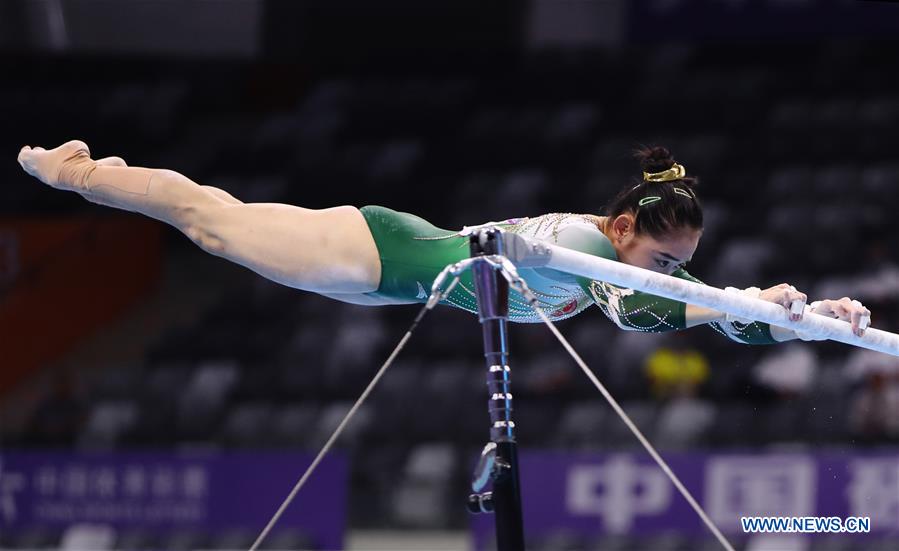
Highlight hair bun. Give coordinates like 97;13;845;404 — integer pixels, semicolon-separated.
634;145;676;174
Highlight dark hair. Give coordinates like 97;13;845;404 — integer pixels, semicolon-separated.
604;145;703;238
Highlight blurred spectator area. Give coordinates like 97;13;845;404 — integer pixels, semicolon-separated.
0;0;622;58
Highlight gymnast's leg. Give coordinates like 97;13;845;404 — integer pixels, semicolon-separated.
92;155;242;207
17;140;382;295
95;159;397;305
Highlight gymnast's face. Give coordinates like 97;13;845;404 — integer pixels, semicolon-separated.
604;213;702;275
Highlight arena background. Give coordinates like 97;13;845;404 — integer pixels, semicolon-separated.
3;0;899;549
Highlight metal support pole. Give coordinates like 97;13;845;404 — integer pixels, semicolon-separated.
467;228;525;551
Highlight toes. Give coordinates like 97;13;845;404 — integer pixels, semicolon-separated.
17;146;38;167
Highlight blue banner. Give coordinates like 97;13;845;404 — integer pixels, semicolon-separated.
472;450;899;549
0;450;347;549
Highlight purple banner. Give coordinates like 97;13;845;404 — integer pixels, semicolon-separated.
0;450;347;549
472;450;899;549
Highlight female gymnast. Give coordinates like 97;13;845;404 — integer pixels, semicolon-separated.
17;140;871;344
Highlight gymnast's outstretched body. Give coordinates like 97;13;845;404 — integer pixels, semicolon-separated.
17;140;871;344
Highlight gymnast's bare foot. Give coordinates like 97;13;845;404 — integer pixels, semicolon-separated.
17;140;97;191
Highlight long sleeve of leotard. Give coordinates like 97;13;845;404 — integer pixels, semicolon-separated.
668;269;778;345
561;231;777;344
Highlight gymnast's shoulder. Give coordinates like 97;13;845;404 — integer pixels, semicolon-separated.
523;212;618;261
510;212;618;284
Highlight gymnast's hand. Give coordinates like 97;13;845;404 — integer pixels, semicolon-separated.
758;283;808;322
809;297;872;337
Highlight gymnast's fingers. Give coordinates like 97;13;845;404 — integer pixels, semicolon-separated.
831;299;866;337
849;299;871;336
786;287;807;322
772;284;806;320
828;299;850;321
759;284;806;320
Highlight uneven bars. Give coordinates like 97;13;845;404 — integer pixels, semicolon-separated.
503;233;899;357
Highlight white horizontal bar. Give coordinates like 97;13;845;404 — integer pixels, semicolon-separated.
521;237;899;357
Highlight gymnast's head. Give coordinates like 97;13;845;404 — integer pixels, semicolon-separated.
601;145;703;275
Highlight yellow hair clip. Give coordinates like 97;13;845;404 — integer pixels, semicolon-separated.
643;163;686;182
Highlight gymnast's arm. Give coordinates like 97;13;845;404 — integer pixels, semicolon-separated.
673;269;783;344
673;271;872;342
575;272;778;344
539;223;866;344
646;271;872;343
536;224;768;343
542;224;777;343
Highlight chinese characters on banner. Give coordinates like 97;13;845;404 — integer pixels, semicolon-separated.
0;451;347;549
471;451;899;549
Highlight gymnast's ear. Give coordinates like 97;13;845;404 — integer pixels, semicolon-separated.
609;213;635;242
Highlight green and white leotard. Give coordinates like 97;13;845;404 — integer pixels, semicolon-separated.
359;205;776;344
